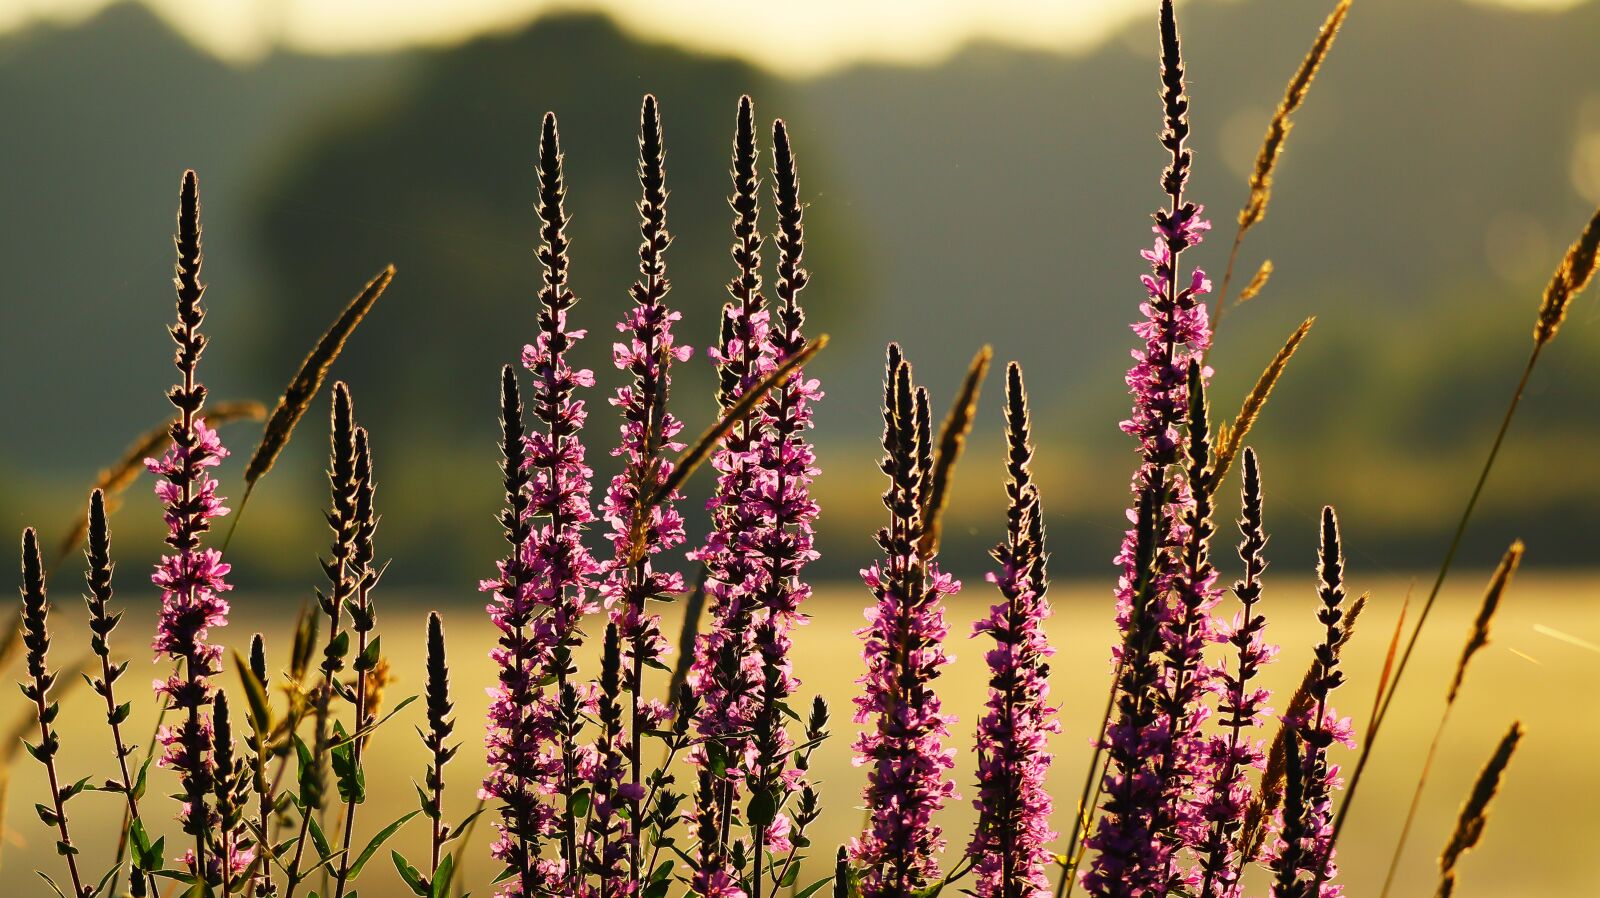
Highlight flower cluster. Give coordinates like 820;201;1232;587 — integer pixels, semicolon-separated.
147;170;247;885
689;95;777;778
601;91;689;722
850;346;960;898
1192;448;1279;898
481;111;602;896
1269;509;1356;898
969;363;1057;898
686;98;826;898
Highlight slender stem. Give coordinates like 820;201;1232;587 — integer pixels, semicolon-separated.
94;630;160;895
283;682;333;898
29;671;88;897
1377;704;1454;898
1332;344;1541;844
333;600;371;898
1057;679;1116;898
1207;225;1247;352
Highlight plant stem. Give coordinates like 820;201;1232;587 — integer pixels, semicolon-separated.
1332;344;1541;844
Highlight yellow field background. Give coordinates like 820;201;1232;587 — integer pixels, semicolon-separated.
3;572;1593;897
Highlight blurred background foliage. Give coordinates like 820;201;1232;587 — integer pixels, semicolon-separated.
3;0;1600;593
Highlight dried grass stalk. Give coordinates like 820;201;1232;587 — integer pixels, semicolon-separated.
1435;722;1524;898
647;334;827;506
1213;317;1315;484
1239;0;1352;232
49;399;266;568
1379;544;1523;898
242;265;395;488
1534;205;1600;345
918;345;992;556
1448;541;1522;702
1237;260;1273;304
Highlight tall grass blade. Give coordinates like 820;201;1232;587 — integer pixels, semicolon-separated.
47;400;265;570
1236;260;1273;305
1213;0;1351;337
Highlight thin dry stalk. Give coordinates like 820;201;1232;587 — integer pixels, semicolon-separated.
1212;317;1315;484
646;334;827;505
48;400;265;569
1434;722;1523;898
1213;0;1351;337
1379;543;1522;898
239;266;395;498
1336;203;1600;847
918;345;992;556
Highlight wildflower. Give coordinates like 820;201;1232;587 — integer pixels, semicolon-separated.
148;171;233;884
850;346;960;898
690;95;774;782
598;95;691;877
741;117;825;895
1087;3;1217;893
482;111;602;896
19;528;90;897
969;363;1057;898
1194;447;1278;898
1270;508;1355;898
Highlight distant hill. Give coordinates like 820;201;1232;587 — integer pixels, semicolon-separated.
3;0;1598;587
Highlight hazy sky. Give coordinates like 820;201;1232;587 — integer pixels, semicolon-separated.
0;0;1585;73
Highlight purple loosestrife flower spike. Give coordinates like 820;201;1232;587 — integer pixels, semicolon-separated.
1088;2;1215;892
483;112;601;897
850;346;960;898
1150;362;1224;895
148;170;233;885
19;529;91;898
599;95;690;880
1195;447;1278;898
970;363;1057;898
740;117;824;898
1270;508;1355;898
689;94;772;864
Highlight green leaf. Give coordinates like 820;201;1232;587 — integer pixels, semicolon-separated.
442;807;486;844
347;809;421;880
90;859;124;897
36;872;68;898
309;814;333;860
132;752;153;800
569;788;591;818
233;649;273;735
391;851;427;897
747;787;777;827
331;722;365;804
429;853;455;898
357;636;382;671
294;734;319;807
793;875;836;898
